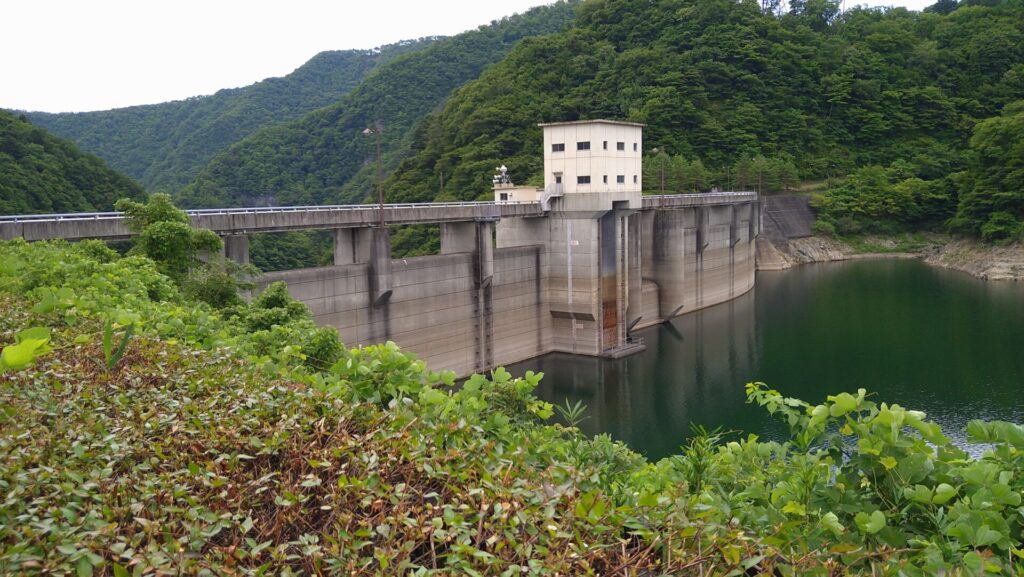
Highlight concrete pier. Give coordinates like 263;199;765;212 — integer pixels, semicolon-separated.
222;235;250;265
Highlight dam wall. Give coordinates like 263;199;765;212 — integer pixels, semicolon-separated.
258;195;758;378
259;241;553;377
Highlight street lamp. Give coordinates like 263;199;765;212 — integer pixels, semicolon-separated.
651;147;665;193
362;122;384;228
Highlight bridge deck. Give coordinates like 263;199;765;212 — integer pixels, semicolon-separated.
0;193;756;241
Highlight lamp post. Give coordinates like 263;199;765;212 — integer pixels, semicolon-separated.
652;147;665;193
362;122;384;228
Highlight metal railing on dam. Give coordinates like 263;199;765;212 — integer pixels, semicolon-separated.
0;192;757;242
0;201;545;241
641;191;757;207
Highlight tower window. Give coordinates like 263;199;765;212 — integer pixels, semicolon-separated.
577;141;591;151
633;143;638;151
577;175;591;184
616;142;625;151
552;143;565;152
633;175;638;183
603;175;608;184
616;175;625;184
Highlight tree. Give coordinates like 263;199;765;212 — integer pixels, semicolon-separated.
689;159;708;192
949;101;1024;242
116;193;222;282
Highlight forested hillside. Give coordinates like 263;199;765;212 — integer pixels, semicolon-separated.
0;111;145;214
20;39;436;191
179;1;579;208
385;0;1022;238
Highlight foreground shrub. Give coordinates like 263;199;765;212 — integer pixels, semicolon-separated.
3;241;1024;575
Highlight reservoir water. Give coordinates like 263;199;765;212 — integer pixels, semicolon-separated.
510;259;1024;461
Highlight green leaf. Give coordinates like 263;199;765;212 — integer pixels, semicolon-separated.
419;387;447;405
1;338;50;371
905;484;933;504
963;551;984;574
820;511;844;536
76;556;94;577
18;327;51;342
855;510;886;535
782;501;807;517
828;392;859;416
933;483;954;506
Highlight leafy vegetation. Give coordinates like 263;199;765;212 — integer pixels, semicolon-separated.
250;230;332;272
179;1;579;209
0;111;145;215
114;193;268;307
5;234;1024;574
816;98;1024;240
813;162;956;235
115;193;223;282
948;100;1024;242
643;151;800;194
387;0;1019;202
20;39;437;192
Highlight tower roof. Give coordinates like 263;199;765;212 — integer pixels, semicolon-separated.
537;119;645;128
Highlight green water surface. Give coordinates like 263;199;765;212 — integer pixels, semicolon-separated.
509;259;1024;460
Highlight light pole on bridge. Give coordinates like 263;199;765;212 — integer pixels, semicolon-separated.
362;121;385;229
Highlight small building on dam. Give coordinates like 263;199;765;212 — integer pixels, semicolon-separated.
258;119;760;377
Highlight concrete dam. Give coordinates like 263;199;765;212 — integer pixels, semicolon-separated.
254;192;759;377
0;192;759;378
0;120;761;378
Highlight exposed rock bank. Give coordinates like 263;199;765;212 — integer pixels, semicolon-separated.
757;193;1024;280
924;239;1024;281
757;235;1024;281
755;236;850;270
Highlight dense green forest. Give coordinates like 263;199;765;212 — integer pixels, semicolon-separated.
0;111;145;214
20;39;436;192
179;1;579;209
384;0;1022;243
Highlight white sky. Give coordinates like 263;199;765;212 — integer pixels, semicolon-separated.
4;0;934;113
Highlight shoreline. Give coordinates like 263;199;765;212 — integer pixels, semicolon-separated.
757;235;1024;281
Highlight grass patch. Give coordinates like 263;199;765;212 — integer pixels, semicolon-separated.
840;232;934;254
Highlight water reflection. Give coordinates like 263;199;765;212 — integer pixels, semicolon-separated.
512;260;1024;460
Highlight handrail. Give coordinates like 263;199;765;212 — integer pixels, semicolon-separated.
0;200;542;224
643;191;757;200
0;193;756;224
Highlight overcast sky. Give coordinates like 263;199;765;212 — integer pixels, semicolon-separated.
5;0;934;113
